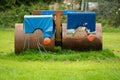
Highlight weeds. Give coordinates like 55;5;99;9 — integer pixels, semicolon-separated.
0;48;119;62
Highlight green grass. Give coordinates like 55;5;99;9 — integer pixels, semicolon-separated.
0;28;120;80
0;29;14;53
102;26;120;33
0;59;120;80
103;32;120;57
0;49;119;61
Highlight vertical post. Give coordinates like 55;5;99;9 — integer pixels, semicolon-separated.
72;0;73;10
81;0;84;11
55;13;62;45
85;0;88;11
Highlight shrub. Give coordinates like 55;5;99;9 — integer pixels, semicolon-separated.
0;2;49;28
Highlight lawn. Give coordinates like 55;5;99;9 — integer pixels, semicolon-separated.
0;29;14;54
103;32;120;57
0;60;120;80
0;28;120;80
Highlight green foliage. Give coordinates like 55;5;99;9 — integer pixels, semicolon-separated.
0;0;44;10
92;0;120;27
0;2;49;28
0;0;120;28
0;0;63;11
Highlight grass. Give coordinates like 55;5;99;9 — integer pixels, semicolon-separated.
0;29;14;53
103;32;120;57
0;49;118;61
0;28;120;80
102;26;120;33
0;59;120;80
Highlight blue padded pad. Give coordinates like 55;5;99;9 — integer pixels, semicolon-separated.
41;10;54;15
64;10;76;15
67;12;96;32
24;15;55;38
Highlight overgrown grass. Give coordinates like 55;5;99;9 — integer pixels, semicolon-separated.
0;28;120;80
0;48;119;61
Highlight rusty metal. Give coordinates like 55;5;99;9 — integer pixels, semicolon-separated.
62;23;102;51
15;23;55;53
15;10;102;53
32;10;81;46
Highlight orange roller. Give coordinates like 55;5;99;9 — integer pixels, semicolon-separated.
87;34;95;41
44;38;51;45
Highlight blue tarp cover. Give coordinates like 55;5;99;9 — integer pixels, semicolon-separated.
64;10;76;15
24;15;55;38
41;10;77;15
67;12;96;32
41;10;54;15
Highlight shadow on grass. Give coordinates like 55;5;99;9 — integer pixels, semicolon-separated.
0;47;120;61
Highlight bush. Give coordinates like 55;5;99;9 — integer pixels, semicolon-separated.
93;0;120;27
0;2;49;28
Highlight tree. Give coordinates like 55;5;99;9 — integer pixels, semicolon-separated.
87;0;120;27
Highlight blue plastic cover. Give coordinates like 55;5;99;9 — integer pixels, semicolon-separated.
41;10;54;15
41;10;76;15
67;12;96;32
24;15;55;38
64;10;76;15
